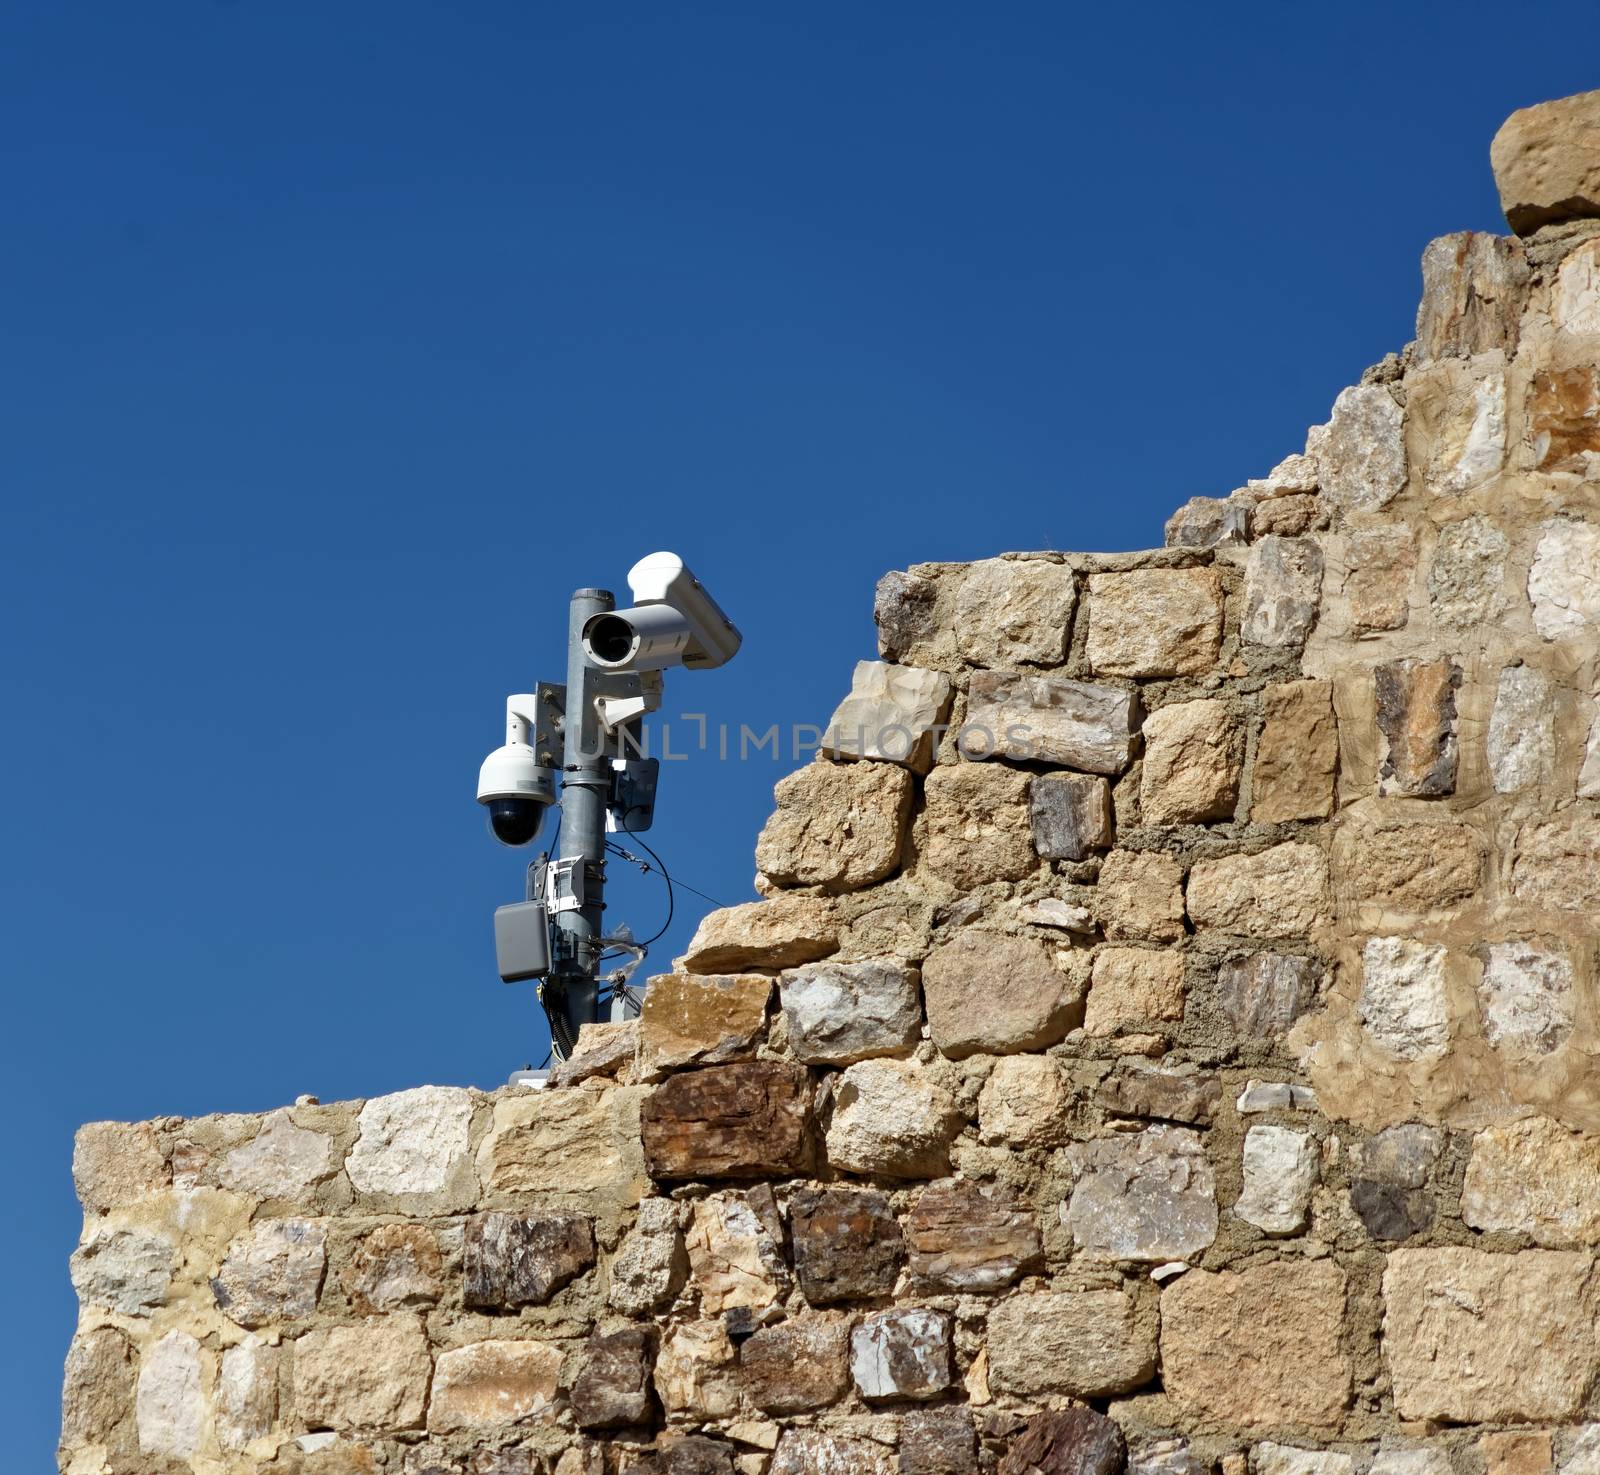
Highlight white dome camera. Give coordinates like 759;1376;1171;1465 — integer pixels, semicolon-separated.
581;552;741;673
476;694;557;846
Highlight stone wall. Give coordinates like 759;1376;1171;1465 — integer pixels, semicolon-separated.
59;89;1600;1475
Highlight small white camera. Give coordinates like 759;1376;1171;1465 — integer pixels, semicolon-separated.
476;693;558;846
581;552;741;673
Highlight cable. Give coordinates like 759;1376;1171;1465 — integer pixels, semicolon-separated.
612;828;675;948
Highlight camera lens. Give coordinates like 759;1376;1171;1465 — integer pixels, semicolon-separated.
487;796;543;846
585;614;636;665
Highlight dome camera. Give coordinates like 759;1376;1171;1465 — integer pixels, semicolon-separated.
476;696;557;846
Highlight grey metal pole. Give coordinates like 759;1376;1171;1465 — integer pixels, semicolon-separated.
552;586;614;1051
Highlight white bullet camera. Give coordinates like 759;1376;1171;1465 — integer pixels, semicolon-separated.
477;694;558;846
581;552;742;673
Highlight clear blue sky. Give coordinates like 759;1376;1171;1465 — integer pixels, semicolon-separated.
2;0;1582;1461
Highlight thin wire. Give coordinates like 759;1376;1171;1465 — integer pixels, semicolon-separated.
611;827;676;948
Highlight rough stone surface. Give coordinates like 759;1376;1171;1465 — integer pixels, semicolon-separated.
571;1327;654;1430
463;1211;595;1308
212;1218;326;1327
922;930;1082;1057
73;1120;169;1214
1139;699;1241;824
685;1191;789;1312
850;1308;953;1402
549;1019;638;1088
346;1086;474;1199
638;971;772;1076
654;1320;739;1420
825;1057;962;1179
1462;1116;1600;1245
341;1222;443;1312
988;1288;1156;1397
1336;818;1482;914
953;558;1077;668
61;1325;137;1447
1161;1261;1350;1429
1084;947;1186;1036
1360;937;1451;1061
756;760;913;892
69;1227;175;1317
1255;1447;1354;1475
1478;940;1575;1058
1186;843;1329;939
217;1336;279;1451
1097;1063;1221;1125
825;659;953;771
1095;849;1185;943
917;763;1036;889
219;1109;334;1200
608;1197;689;1315
1064;1125;1218;1261
1253;681;1337;824
428;1339;564;1432
1029;772;1114;860
964;671;1138;772
997;1407;1125;1475
978;1054;1071;1147
1529;519;1600;638
900;1407;978;1475
789;1186;904;1303
904;1178;1041;1291
1234;1125;1319;1235
1512;816;1600;913
740;1316;850;1413
135;1328;206;1459
1383;1247;1596;1421
476;1084;647;1198
772;1429;895;1475
1242;536;1323;649
1375;658;1460;797
1487;665;1556;793
1316;385;1406;511
780;957;921;1065
295;1316;432;1431
1491;89;1600;233
642;1063;811;1180
1416;231;1529;357
1216;952;1317;1038
1429;515;1509;629
1086;568;1225;677
1166;496;1249;550
1346;528;1416;633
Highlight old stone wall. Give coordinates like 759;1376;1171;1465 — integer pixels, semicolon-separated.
59;88;1600;1475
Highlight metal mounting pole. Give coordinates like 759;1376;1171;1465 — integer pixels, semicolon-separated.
551;586;614;1051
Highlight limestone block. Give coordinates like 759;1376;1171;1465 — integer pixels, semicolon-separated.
1463;1116;1600;1245
680;895;839;973
876;567;952;670
1345;528;1416;633
428;1340;563;1433
608;1197;689;1315
73;1120;168;1213
1383;1247;1596;1420
1478;939;1575;1058
779;957;920;1065
1529;369;1600;473
654;1320;739;1420
346;1085;473;1200
998;1408;1125;1475
1580;708;1600;798
1236;1080;1317;1113
851;1307;953;1402
1139;699;1240;824
1335;817;1482;914
1512;816;1600;912
825;1057;962;1179
1234;1125;1318;1235
340;1222;442;1312
922;930;1083;1057
1370;1453;1454;1475
1242;536;1323;649
1064;1125;1218;1261
917;763;1035;889
657;1435;737;1473
1250;451;1320;497
477;1084;647;1200
1491;89;1600;233
789;1185;904;1303
987;1289;1156;1397
755;759;912;892
1252;681;1336;825
1085;568;1224;678
1356;1123;1443;1187
70;1226;175;1317
1084;948;1186;1036
136;1328;207;1458
218;1337;279;1451
1352;1179;1435;1243
549;1018;637;1087
220;1110;334;1202
901;1407;978;1475
1030;771;1113;860
571;1327;654;1430
953;558;1077;667
905;1178;1042;1292
1316;384;1406;511
641;1063;810;1180
1217;952;1317;1039
1130;1438;1209;1475
1375;658;1460;797
1186;843;1329;939
1415;231;1530;358
964;670;1138;772
1530;519;1600;637
637;972;772;1077
824;659;953;771
1413;365;1507;493
1428;516;1509;629
1096;1063;1221;1126
61;1325;136;1447
772;1429;895;1475
1253;493;1322;538
1165;496;1249;550
686;1192;789;1312
463;1211;595;1308
978;1054;1071;1147
740;1316;850;1413
294;1316;431;1431
1484;1433;1554;1475
1360;937;1450;1061
1255;1446;1354;1475
212;1218;326;1327
1488;667;1556;793
1559;1428;1600;1475
1094;849;1185;943
1161;1260;1350;1429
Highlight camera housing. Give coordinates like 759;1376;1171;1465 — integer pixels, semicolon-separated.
476;694;558;846
581;552;741;673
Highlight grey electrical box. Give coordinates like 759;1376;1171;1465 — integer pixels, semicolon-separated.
494;901;551;983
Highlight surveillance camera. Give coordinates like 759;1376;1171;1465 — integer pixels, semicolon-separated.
477;694;558;846
581;552;741;673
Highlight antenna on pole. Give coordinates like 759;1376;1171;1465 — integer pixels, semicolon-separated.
474;553;741;1068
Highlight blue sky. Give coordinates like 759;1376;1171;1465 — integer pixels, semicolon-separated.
2;0;1585;1461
